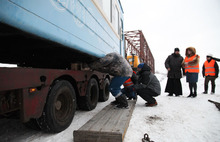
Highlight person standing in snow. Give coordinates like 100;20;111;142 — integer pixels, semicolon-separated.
165;48;184;96
128;63;161;107
182;47;200;98
202;54;219;94
89;52;133;108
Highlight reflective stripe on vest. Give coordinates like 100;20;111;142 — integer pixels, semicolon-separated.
123;78;134;87
204;59;215;76
123;71;136;87
184;54;200;73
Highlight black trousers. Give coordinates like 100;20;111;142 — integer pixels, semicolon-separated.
204;76;216;92
138;88;158;104
165;78;182;95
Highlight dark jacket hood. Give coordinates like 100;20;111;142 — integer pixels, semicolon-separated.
141;63;151;71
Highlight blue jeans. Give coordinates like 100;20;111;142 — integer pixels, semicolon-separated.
109;76;129;97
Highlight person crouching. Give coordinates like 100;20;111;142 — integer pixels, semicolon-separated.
128;63;161;107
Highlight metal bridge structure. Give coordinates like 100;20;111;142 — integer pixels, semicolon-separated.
124;30;155;73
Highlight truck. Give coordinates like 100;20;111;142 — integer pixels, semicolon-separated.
0;0;124;133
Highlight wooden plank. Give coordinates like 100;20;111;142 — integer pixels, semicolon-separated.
73;100;136;142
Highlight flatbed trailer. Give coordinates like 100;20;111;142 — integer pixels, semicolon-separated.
0;66;111;132
0;0;124;133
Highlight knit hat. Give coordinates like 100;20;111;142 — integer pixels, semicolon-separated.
138;63;144;68
174;48;180;52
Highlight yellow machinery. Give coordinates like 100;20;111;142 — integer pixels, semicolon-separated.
127;54;140;70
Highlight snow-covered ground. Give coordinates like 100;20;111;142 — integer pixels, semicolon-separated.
0;73;220;142
125;73;220;142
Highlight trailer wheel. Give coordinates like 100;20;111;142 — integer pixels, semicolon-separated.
99;79;110;102
78;78;99;111
38;80;76;133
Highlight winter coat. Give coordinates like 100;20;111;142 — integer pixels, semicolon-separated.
165;53;184;78
89;52;133;77
134;63;161;95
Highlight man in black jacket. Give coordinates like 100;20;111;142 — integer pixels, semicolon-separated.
129;63;161;107
164;48;184;96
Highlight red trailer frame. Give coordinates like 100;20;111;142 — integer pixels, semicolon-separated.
0;67;110;131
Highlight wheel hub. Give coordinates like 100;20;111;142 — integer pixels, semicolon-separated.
55;100;62;110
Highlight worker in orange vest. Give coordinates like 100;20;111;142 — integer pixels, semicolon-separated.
122;71;138;100
202;54;219;94
182;47;200;98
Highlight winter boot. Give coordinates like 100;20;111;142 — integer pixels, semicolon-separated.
211;84;215;94
167;93;173;96
187;94;193;98
116;94;129;109
188;83;193;97
145;101;158;107
193;92;197;98
203;85;208;94
110;98;120;105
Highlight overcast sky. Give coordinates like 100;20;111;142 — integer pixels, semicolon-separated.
121;0;220;73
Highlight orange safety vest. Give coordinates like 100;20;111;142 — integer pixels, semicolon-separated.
184;54;200;73
204;59;216;76
123;71;136;87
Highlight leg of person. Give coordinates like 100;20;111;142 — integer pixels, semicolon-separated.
192;73;199;97
173;79;182;96
111;87;125;105
203;77;209;94
192;83;197;97
131;91;137;100
116;94;129;108
210;76;216;94
165;78;174;96
187;83;193;97
138;89;157;107
123;87;133;100
109;76;129;107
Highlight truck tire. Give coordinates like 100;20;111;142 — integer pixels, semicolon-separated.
99;79;110;102
78;78;99;111
38;80;76;133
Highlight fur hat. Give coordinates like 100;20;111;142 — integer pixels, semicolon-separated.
185;47;196;57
